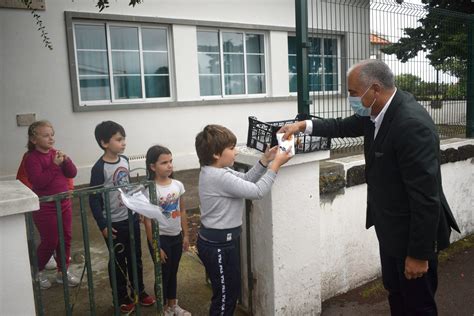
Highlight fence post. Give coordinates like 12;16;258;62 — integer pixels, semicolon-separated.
295;0;310;117
467;16;474;137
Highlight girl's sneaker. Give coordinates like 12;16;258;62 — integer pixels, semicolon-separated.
164;306;174;316
45;256;57;270
170;301;191;316
37;271;52;290
56;270;80;287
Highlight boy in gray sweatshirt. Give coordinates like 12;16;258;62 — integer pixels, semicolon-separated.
195;124;292;315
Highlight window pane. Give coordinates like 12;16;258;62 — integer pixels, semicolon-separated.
145;75;170;98
324;57;337;73
77;51;109;75
289;74;297;93
309;74;322;91
309;56;322;74
224;75;244;95
142;28;167;51
223;54;244;74
325;74;338;91
113;76;142;99
324;38;337;55
110;26;139;50
247;75;265;94
288;56;297;73
246;34;264;54
309;38;321;55
197;31;219;52
199;75;222;96
198;53;220;74
223;32;243;53
112;52;140;74
75;24;106;50
143;52;169;74
246;55;265;74
288;36;296;55
79;78;110;101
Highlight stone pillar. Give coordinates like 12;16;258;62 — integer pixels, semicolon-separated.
0;180;39;315
236;147;329;315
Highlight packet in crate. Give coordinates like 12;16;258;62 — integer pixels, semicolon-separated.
276;133;295;156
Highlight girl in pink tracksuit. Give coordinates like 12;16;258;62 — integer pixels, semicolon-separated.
25;120;78;289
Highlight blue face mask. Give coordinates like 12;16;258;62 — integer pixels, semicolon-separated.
348;85;376;116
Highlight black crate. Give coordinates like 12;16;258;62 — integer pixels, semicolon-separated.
246;116;331;154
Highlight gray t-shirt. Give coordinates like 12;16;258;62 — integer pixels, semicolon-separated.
198;162;276;229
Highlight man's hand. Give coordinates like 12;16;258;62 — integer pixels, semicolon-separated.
404;256;428;280
101;227;118;239
278;121;307;140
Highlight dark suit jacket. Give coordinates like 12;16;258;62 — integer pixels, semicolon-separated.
312;90;460;260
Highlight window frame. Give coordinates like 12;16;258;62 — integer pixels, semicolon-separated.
197;28;268;99
72;20;173;107
288;34;342;96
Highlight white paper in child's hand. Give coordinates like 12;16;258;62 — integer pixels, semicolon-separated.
276;133;295;156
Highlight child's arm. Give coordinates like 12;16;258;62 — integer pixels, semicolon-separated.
88;162;108;233
227;146;278;183
179;198;190;251
144;217;153;243
60;153;77;179
218;150;292;200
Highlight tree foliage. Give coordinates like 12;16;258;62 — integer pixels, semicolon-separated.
382;0;474;81
395;74;465;100
96;0;143;12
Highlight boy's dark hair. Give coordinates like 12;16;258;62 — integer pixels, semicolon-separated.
146;145;172;180
94;121;126;150
195;124;237;166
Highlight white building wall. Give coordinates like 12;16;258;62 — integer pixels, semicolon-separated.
319;139;474;301
0;0;369;185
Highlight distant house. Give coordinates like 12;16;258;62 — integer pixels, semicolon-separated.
0;0;371;184
370;33;391;60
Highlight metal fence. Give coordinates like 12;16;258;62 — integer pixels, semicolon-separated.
306;0;469;151
26;181;163;316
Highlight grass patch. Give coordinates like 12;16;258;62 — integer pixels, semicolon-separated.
360;279;385;299
438;234;474;263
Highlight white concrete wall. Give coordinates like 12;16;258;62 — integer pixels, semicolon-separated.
0;181;39;315
319;139;474;301
0;0;370;184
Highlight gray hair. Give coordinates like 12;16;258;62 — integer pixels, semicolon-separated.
349;59;395;89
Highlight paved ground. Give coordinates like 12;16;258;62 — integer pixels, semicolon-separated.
322;235;474;316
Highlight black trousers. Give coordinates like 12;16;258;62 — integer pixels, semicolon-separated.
197;236;241;316
147;234;183;302
380;247;438;316
104;217;144;304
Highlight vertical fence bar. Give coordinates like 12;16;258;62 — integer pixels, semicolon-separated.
104;191;120;316
296;0;310;117
128;208;141;315
55;199;72;316
25;212;45;316
467;15;474;138
148;183;164;314
78;194;96;315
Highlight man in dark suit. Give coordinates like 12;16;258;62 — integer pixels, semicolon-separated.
280;59;460;315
